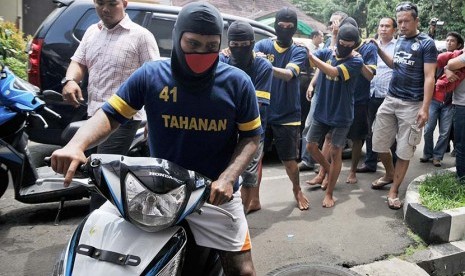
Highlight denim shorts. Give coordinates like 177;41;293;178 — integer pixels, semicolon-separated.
241;141;264;188
306;120;350;148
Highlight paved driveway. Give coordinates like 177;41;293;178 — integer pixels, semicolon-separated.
0;138;455;275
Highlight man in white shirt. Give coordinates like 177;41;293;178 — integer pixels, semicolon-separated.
357;17;397;173
61;0;160;210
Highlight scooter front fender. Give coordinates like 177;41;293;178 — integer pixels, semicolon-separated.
61;202;186;276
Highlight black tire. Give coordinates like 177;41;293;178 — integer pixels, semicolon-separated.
0;165;9;198
266;263;361;276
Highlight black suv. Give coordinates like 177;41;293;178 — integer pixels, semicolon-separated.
27;0;275;145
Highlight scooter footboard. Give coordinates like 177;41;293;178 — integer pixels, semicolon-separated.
58;202;187;276
18;174;89;204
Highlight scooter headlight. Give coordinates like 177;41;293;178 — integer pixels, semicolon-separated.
125;173;186;230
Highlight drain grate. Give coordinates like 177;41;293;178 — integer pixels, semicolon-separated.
266;263;360;276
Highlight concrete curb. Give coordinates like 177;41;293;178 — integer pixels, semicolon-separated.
408;241;465;276
403;167;465;244
350;258;429;276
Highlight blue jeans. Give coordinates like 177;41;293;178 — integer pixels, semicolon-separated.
454;105;465;180
422;100;453;160
300;92;318;167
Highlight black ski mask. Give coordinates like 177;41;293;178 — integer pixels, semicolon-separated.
339;17;361;48
336;24;359;58
171;2;223;91
227;21;255;74
274;7;297;48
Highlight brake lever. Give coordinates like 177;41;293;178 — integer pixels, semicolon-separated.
30;112;48;128
199;203;238;222
43;106;62;119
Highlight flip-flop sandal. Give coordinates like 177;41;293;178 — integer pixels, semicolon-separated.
371;177;393;189
387;197;403;210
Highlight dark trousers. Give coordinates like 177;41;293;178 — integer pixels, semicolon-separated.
89;119;141;211
364;96;397;169
454;105;465;180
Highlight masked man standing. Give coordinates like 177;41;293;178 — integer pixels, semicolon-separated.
254;7;309;210
220;21;273;214
306;24;364;208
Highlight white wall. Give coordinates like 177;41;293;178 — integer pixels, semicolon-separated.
0;0;22;29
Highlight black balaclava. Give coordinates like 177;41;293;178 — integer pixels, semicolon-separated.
227;21;255;75
171;2;223;91
274;7;297;48
335;24;359;58
339;17;361;48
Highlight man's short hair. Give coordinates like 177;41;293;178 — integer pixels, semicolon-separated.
310;30;322;39
382;17;397;29
446;31;464;50
331;11;348;21
395;2;418;19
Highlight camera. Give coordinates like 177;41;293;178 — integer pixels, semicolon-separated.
429;18;444;27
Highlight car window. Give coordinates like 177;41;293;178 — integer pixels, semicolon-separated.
73;9;148;41
146;15;176;58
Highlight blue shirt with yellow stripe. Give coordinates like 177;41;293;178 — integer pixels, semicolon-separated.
354;40;378;104
101;60;262;187
254;39;307;125
313;48;363;128
220;54;273;140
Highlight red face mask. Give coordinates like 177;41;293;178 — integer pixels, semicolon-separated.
184;52;219;74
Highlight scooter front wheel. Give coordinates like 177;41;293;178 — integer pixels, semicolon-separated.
0;165;9;198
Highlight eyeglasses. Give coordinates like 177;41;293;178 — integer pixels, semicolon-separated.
395;3;418;14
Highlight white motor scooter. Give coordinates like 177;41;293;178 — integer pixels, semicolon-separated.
52;154;231;276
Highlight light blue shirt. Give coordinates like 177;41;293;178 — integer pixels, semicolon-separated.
370;38;396;98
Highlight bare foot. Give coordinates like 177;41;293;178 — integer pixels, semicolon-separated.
306;174;324;185
345;172;357;184
322;194;335;208
321;177;329;190
245;200;261;214
294;189;309;210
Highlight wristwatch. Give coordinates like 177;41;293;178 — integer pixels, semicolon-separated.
61;77;76;87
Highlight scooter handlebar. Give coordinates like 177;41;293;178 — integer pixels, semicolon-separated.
43;156;89;177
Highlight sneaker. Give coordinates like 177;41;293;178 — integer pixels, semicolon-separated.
298;162;314;171
433;159;441;167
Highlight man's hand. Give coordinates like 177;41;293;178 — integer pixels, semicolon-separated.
416;108;429;128
209;179;234;206
331;19;340;36
306;84;314;101
62;81;84;108
445;68;459;82
255;51;266;58
221;47;231;57
50;146;87;187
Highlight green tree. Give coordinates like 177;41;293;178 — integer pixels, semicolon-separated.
417;0;465;40
0;21;29;79
293;0;465;39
